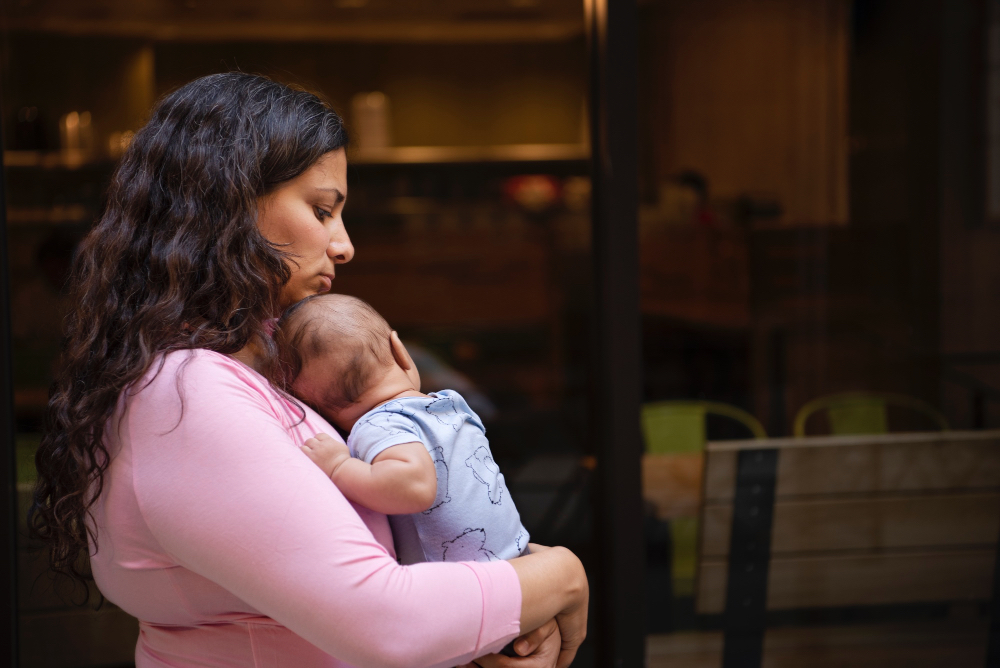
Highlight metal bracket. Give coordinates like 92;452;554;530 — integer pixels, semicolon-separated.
722;448;779;668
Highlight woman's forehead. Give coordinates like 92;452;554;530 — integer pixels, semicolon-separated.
300;150;347;190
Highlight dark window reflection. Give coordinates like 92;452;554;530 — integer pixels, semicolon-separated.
640;0;999;665
3;11;596;665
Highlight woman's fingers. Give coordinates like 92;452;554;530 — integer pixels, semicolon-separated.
555;604;587;668
464;621;563;668
512;619;558;657
554;579;588;668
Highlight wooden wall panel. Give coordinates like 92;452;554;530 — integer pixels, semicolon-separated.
703;431;1000;501
697;548;995;613
643;0;849;225
702;492;1000;557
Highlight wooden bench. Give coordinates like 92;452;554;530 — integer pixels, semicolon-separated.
695;429;1000;668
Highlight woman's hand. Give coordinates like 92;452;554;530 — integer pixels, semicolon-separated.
522;545;587;667
507;545;588;668
552;584;587;667
459;619;562;668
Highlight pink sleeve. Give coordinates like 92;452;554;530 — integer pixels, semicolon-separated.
127;352;521;668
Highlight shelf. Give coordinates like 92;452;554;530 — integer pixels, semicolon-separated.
4;150;114;170
350;143;589;166
6;146;588;171
6;205;92;226
2;17;583;44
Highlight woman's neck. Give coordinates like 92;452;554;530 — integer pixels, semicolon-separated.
230;342;265;372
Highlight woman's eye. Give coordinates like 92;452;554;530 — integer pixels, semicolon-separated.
314;207;332;221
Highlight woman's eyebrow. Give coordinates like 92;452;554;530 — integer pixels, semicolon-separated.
313;187;346;203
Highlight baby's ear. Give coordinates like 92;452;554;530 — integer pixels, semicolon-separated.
390;331;414;370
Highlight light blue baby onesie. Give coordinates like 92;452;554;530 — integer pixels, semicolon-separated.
347;389;529;565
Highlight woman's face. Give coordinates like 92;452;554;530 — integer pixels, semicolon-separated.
258;149;354;310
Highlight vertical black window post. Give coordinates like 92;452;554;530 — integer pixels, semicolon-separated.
0;114;20;665
586;0;644;666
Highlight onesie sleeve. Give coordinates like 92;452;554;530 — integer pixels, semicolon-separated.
126;351;521;668
349;405;427;463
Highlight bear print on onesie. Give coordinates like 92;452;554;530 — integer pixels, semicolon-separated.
465;443;504;505
423;445;452;514
347;390;528;564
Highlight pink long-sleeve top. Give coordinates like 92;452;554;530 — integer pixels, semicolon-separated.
89;349;522;668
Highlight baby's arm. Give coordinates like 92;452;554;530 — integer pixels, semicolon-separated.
301;434;437;515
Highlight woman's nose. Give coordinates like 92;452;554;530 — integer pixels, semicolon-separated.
328;226;354;264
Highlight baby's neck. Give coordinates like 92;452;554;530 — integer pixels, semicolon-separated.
332;371;425;432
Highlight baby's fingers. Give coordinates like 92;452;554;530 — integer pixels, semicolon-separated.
303;434;336;451
300;442;323;461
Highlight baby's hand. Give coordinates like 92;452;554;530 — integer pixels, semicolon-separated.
301;433;351;479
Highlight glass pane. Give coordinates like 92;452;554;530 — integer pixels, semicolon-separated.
640;1;997;666
3;3;595;666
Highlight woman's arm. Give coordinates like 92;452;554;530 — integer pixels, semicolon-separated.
127;351;520;668
301;433;437;514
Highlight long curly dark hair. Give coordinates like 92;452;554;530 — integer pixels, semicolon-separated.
29;72;348;586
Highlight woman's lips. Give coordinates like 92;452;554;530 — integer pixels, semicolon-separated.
319;274;333;292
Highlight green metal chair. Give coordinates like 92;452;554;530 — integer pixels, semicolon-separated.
641;400;766;596
641;400;767;455
793;391;949;438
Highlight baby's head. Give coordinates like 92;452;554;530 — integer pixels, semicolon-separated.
275;294;419;428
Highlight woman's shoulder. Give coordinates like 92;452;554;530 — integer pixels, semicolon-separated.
151;347;254;378
131;348;281;410
128;348;321;435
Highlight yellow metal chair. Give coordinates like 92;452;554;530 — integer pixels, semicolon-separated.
641;401;766;596
641;400;767;455
793;391;949;438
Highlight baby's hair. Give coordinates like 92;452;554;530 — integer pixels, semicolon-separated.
275;294;395;412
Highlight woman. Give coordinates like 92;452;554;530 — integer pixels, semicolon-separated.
30;73;588;668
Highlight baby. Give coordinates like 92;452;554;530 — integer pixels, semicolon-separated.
275;293;529;565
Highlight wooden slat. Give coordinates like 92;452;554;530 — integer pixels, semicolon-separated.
706;429;1000;453
703;431;1000;501
647;620;989;668
696;548;995;614
703;449;738;505
701;492;1000;557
